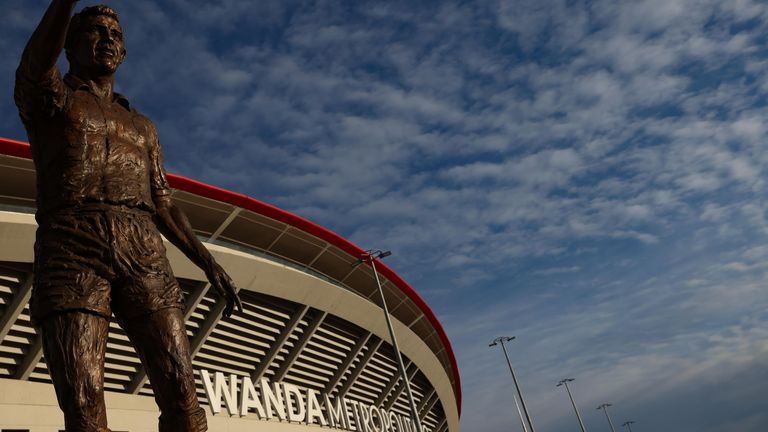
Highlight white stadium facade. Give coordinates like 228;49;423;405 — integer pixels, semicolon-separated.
0;137;461;432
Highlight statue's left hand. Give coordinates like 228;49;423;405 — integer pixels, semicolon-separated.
206;262;243;317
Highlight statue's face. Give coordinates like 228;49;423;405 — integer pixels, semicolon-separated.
70;15;125;76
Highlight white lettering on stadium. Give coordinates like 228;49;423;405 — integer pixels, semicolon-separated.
201;369;434;432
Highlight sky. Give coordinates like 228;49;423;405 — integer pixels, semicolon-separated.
2;1;768;431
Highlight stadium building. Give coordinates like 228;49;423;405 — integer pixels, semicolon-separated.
0;137;461;432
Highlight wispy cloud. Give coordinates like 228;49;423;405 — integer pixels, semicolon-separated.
2;1;768;431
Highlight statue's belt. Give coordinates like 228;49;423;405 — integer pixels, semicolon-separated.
38;203;153;221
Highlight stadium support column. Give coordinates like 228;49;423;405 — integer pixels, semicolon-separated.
435;417;447;432
273;310;327;381
384;363;419;411
325;331;372;395
417;388;436;415
2;272;39;380
361;249;424;432
0;272;33;341
15;333;43;380
419;391;439;423
375;359;413;406
251;305;310;382
337;338;384;398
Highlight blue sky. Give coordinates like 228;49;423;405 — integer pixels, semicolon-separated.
3;1;768;431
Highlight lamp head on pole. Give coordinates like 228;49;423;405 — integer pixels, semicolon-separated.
352;249;392;267
366;249;391;260
489;336;516;347
556;378;575;387
597;403;613;410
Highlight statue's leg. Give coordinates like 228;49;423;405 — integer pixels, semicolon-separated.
120;307;207;432
41;311;111;432
110;212;204;430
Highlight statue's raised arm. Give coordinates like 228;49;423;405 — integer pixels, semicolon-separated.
15;0;79;125
18;0;78;81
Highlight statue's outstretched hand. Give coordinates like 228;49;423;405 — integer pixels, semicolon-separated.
206;262;242;317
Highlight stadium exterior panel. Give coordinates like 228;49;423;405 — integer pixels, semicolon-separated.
0;138;461;432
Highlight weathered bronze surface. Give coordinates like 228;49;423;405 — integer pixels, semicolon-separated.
14;2;242;431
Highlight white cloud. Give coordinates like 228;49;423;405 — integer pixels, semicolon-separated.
3;1;768;431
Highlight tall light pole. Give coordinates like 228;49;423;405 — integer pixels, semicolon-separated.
358;250;424;432
596;403;616;432
621;421;636;432
557;378;587;432
510;393;529;432
489;336;537;432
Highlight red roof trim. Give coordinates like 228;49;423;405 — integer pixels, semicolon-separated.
0;137;461;414
0;138;32;158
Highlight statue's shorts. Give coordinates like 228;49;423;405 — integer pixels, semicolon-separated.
31;204;185;323
31;204;207;432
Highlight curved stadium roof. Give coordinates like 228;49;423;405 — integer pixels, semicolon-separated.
0;136;461;415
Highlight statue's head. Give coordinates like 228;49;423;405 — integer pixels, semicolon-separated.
65;5;126;77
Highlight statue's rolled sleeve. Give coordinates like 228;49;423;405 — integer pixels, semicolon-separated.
148;124;172;199
14;63;67;122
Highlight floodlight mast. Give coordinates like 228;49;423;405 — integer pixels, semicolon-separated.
557;378;587;432
489;336;536;432
621;421;636;432
358;249;423;432
597;403;617;432
510;393;528;432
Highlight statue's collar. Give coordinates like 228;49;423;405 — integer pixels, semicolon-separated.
64;73;131;110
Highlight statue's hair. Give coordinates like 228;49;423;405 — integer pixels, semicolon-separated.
65;5;123;59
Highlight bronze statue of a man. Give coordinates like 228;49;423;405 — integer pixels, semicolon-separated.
14;1;242;431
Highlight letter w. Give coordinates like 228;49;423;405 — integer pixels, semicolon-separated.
201;370;238;416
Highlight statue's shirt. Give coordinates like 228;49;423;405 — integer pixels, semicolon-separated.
14;69;171;217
